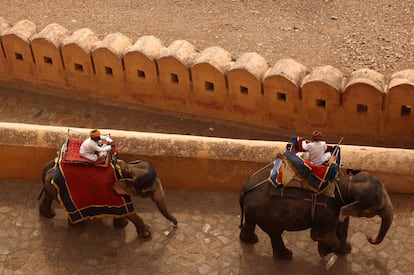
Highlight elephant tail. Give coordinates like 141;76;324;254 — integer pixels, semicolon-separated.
38;159;56;200
37;187;45;201
239;179;267;228
239;187;246;229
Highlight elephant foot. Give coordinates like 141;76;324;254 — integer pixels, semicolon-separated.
239;225;259;244
137;224;152;239
274;249;293;260
335;241;352;255
239;231;259;244
39;207;55;219
113;218;129;229
318;242;332;257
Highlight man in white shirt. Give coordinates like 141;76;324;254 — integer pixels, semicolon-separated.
79;129;113;161
301;131;331;165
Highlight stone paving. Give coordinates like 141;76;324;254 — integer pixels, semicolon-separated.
0;180;413;275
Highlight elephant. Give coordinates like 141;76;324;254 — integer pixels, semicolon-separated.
39;158;178;239
239;163;394;260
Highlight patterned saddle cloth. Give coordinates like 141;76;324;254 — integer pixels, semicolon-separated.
52;145;134;223
269;150;339;196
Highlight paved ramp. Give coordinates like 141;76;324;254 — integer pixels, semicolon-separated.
0;181;412;274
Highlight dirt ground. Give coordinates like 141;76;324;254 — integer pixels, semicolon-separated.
0;83;291;141
1;0;413;75
1;0;413;143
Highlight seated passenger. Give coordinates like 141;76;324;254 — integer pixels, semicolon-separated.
79;129;113;161
301;130;331;166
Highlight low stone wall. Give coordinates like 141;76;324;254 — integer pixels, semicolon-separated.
0;122;413;194
1;18;414;147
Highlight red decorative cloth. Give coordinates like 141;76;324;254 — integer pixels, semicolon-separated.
52;143;134;223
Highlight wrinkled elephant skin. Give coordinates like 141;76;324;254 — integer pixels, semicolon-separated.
39;159;177;239
239;170;393;260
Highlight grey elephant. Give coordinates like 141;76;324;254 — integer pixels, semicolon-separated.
39;159;177;239
239;166;394;260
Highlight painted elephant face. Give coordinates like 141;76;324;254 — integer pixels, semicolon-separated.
113;180;137;196
113;178;155;197
339;171;394;245
339;201;382;219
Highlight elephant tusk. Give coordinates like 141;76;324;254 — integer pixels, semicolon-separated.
367;236;379;244
338;213;348;222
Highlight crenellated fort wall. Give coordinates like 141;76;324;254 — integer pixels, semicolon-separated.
1;18;414;147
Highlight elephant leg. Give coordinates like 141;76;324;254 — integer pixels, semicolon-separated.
312;229;350;257
39;189;56;218
335;218;352;255
269;232;292;260
113;217;129;228
239;219;259;244
126;213;152;239
317;241;332;257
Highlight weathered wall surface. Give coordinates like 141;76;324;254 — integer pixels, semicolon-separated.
1;19;414;147
0;122;413;194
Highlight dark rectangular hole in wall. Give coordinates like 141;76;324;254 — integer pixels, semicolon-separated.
171;73;179;83
205;81;214;92
105;66;113;76
43;56;53;64
357;104;368;113
277;92;286;101
240;86;248;95
316;99;326;108
137;70;146;78
15;53;23;61
401;105;411;116
74;63;84;72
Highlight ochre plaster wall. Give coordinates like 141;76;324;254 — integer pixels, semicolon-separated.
0;122;413;194
1;19;414;147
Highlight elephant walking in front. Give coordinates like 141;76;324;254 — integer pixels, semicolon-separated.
39;159;177;239
239;167;393;260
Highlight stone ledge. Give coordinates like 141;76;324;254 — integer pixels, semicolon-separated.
0;122;412;193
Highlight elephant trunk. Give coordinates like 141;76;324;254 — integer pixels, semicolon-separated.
367;195;394;245
151;179;178;226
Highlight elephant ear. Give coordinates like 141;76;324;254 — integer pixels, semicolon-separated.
338;201;360;222
113;178;137;196
349;171;384;208
117;160;133;178
130;163;157;193
339;172;386;221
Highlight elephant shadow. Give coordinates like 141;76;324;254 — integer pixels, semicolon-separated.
240;239;389;275
37;206;178;272
239;245;351;275
238;227;377;275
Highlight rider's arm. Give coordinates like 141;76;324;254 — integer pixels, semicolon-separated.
98;145;112;152
101;135;113;143
301;140;310;150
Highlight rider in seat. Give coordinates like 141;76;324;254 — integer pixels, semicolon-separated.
301;130;332;166
79;129;114;161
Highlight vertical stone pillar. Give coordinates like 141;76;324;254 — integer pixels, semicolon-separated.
384;69;414;147
123;35;163;106
91;33;132;98
191;46;232;117
342;69;386;141
31;23;69;89
263;59;307;130
227;52;268;124
157;40;195;111
1;20;37;83
301;65;343;139
61;28;100;95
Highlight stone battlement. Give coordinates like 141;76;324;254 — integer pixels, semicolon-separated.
0;18;413;147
